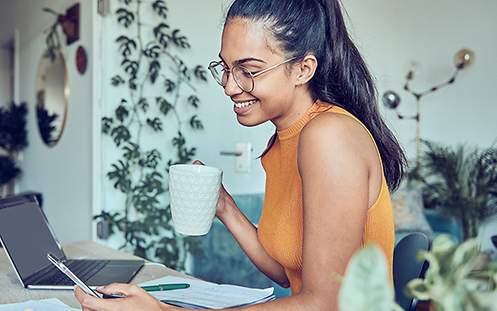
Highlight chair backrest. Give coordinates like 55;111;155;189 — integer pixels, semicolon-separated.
393;232;430;311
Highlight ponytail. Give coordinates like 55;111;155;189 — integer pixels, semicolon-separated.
227;0;407;191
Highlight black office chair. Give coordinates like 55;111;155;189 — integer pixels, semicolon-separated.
393;232;430;311
491;235;497;249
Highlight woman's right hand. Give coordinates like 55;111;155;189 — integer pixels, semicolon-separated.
192;160;236;219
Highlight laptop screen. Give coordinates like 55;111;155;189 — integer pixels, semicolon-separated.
0;201;65;282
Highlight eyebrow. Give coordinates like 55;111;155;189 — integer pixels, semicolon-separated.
218;53;267;66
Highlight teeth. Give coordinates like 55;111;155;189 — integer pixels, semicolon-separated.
234;100;257;109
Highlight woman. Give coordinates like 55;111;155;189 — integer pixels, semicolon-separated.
75;0;406;309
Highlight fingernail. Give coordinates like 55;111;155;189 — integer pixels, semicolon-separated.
97;286;105;290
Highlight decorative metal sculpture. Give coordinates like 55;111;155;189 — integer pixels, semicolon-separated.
382;48;475;166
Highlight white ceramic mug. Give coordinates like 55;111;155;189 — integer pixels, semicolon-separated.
168;164;222;235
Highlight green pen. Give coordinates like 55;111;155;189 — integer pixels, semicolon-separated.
141;283;190;292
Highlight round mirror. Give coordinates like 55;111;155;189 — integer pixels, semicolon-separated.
35;50;69;147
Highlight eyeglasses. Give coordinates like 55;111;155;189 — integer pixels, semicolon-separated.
208;57;297;93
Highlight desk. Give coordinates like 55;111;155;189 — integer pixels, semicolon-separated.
0;241;189;308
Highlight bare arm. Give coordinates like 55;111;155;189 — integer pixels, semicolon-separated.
217;191;290;287
76;115;381;311
209;114;378;311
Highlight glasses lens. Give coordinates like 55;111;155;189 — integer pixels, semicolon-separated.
208;62;227;86
233;66;254;92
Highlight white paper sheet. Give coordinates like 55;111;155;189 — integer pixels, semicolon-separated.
0;298;79;311
141;275;275;309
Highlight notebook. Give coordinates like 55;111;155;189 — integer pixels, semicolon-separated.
140;275;275;309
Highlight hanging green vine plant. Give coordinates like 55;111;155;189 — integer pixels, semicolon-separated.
94;0;207;271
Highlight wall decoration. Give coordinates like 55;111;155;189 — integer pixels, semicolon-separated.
382;48;475;167
94;0;207;271
35;50;68;147
43;3;80;48
75;46;87;75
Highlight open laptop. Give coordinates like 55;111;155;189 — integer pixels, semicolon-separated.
0;195;144;289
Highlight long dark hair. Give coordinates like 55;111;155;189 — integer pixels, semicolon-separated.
226;0;407;191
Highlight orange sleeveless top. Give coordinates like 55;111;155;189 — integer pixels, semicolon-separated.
257;101;395;294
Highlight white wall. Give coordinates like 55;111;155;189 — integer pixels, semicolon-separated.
98;0;497;215
342;0;497;248
1;0;495;244
97;0;273;234
0;48;11;105
7;0;97;243
155;0;497;193
342;0;497;157
165;0;274;196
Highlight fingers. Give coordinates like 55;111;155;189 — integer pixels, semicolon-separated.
192;159;204;165
97;283;136;296
74;285;87;303
74;286;117;311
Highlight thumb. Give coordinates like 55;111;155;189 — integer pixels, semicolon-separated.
96;283;134;296
192;159;205;165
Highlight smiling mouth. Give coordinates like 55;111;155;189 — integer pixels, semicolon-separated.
234;99;257;109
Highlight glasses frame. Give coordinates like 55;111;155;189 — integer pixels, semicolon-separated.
208;57;297;93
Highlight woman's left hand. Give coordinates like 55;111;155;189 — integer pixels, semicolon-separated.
74;283;177;311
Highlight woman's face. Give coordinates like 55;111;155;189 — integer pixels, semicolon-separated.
220;18;299;128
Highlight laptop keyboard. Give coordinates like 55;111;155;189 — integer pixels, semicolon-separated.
38;260;109;285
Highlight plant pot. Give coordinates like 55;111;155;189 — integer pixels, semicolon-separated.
1;181;14;198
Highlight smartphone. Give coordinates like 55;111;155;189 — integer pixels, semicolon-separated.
46;253;125;299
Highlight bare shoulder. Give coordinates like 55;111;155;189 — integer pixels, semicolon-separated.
299;111;375;157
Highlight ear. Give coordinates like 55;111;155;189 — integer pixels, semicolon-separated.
294;54;318;86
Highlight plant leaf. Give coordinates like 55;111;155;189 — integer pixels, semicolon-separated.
111;75;125;86
194;65;208;82
157;97;173;116
107;160;131;192
164;79;176;93
138;98;149;112
143;44;161;59
116;35;137;58
339;245;395;311
431;234;456;257
139;149;162;169
116;8;135;28
152;0;168;19
171;29;190;49
123;142;140;161
172;56;190;80
189;115;204;130
115;105;129;123
153;23;170;48
451;238;480;269
406;279;431;301
187;95;200;108
146;118;163;132
102;117;114;134
110;125;131;146
149;60;161;84
121;59;139;78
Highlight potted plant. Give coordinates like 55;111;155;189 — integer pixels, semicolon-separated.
339;236;497;311
407;235;497;310
0;102;28;197
418;140;497;240
93;0;206;271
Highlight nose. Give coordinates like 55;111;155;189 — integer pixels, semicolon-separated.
223;72;244;97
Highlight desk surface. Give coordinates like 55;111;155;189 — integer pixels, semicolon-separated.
0;241;189;308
